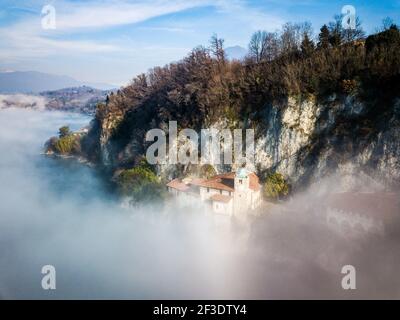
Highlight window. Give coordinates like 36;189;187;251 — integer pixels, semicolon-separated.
220;190;222;194
207;188;209;193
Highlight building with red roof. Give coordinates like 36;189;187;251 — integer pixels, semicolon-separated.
166;168;262;216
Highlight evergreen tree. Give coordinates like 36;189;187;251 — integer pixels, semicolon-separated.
58;126;70;138
318;24;330;49
301;33;315;57
328;15;343;47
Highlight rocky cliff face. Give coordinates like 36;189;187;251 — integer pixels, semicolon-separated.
254;96;400;190
90;94;400;191
79;26;400;192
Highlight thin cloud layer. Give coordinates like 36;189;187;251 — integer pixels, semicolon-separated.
56;0;212;30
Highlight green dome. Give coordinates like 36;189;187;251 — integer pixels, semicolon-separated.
236;168;249;179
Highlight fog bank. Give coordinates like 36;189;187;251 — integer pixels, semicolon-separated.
0;94;47;111
0;108;399;299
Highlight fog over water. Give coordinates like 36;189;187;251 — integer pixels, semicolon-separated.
0;108;399;299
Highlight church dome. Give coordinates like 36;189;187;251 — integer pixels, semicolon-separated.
236;167;249;179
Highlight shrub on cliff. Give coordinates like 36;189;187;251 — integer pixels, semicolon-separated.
54;135;81;154
45;126;82;155
200;164;217;179
116;165;165;204
263;173;290;201
341;79;359;94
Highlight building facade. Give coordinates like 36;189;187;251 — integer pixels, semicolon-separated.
166;168;262;216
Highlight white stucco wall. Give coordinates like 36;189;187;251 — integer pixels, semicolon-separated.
200;187;231;201
170;183;262;216
212;199;233;215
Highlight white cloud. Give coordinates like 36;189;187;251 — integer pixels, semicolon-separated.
0;21;119;61
0;0;287;82
0;0;213;59
55;0;212;30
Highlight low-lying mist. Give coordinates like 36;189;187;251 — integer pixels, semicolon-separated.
0;94;47;111
0;108;399;299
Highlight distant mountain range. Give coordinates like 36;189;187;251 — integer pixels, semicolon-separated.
0;71;116;93
225;46;248;60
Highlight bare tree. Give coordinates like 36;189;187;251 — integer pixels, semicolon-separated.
248;30;267;62
209;34;225;63
262;32;280;61
342;15;365;42
280;22;312;53
381;17;395;31
280;22;299;52
249;31;280;62
328;15;343;47
329;14;365;45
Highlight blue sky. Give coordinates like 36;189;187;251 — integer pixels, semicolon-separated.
0;0;399;86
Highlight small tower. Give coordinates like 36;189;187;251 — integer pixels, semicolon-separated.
234;167;250;191
233;168;251;217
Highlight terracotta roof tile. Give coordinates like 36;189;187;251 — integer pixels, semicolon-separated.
190;176;234;191
167;171;261;192
210;194;232;203
211;171;261;191
166;179;190;192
